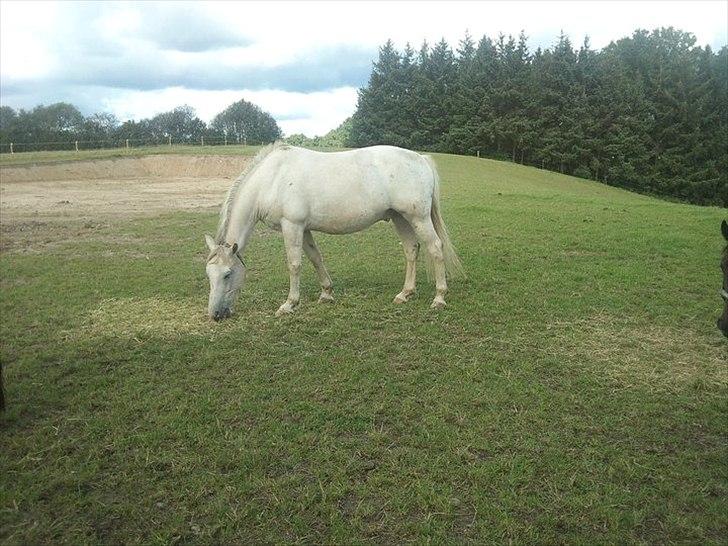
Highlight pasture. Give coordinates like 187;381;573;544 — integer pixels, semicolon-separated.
0;144;265;167
1;148;726;544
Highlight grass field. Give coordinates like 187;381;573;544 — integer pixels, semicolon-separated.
0;145;263;167
1;151;726;544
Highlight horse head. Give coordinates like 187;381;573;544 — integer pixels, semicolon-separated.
205;235;246;321
718;220;728;337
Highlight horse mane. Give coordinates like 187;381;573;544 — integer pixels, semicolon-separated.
215;141;287;243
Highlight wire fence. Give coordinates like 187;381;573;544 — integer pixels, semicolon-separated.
0;136;254;154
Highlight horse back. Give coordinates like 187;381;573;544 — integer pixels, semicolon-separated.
259;146;435;233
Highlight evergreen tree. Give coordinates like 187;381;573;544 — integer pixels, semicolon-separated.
349;29;726;205
349;40;406;147
445;32;481;154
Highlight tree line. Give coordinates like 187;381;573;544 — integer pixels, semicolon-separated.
0;99;282;152
286;118;353;149
348;28;727;206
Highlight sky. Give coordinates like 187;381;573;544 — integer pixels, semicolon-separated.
1;1;726;137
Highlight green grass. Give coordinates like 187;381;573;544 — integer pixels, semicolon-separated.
1;153;726;544
0;144;263;167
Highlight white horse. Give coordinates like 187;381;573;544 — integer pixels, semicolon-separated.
205;143;462;319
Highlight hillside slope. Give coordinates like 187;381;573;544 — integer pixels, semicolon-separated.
0;151;726;544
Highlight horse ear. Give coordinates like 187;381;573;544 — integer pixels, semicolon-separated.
722;220;728;241
231;242;239;254
205;234;216;250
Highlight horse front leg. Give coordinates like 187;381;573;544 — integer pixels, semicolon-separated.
276;220;304;317
303;230;334;303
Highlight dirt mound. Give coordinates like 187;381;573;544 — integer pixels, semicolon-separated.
0;154;256;252
0;154;250;183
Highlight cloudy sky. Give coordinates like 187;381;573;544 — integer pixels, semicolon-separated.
1;1;726;137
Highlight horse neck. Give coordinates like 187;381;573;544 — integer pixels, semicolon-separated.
223;185;259;253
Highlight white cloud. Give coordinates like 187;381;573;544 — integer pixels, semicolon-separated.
205;1;726;51
0;1;59;79
1;1;726;137
238;87;359;136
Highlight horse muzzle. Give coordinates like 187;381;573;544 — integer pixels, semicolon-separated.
718;319;728;338
718;289;728;337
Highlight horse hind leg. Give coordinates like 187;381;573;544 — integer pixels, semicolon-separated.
391;212;419;304
303;230;334;303
405;214;447;309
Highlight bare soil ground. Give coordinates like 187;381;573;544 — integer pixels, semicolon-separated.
0;155;249;252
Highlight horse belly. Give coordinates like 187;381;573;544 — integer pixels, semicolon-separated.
307;188;391;234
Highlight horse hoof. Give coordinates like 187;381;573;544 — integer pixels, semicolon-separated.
430;300;446;310
393;294;408;304
318;293;335;304
275;304;295;317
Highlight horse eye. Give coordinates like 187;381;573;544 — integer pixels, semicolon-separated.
224;271;232;279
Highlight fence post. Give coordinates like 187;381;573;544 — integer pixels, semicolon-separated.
224;135;227;146
168;135;172;147
201;136;204;147
75;140;79;152
126;139;129;149
477;150;480;158
9;143;13;154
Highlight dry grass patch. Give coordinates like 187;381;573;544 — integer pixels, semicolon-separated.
66;297;238;340
541;314;727;390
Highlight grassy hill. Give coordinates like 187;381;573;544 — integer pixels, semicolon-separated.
0;144;262;167
1;152;726;544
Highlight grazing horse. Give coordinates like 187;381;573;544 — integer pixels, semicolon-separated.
205;143;462;319
719;220;728;337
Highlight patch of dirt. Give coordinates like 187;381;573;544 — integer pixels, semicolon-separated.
0;154;250;182
0;155;250;251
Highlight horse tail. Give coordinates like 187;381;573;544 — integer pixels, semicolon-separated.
424;155;465;279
